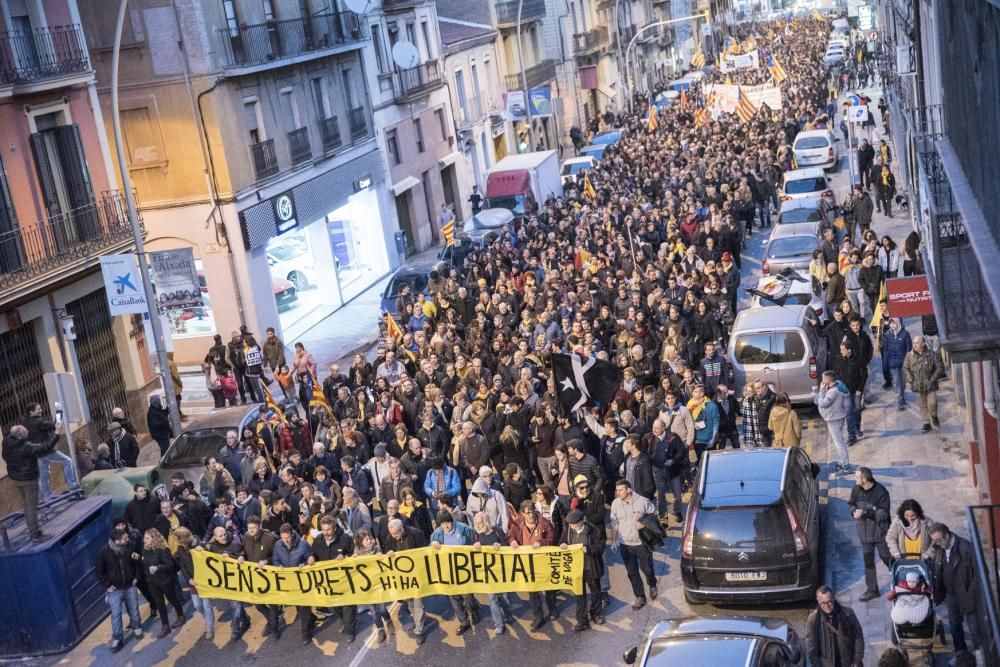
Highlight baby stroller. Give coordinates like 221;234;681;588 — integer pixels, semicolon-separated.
888;557;937;661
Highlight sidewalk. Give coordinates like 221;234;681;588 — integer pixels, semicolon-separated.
819;86;979;666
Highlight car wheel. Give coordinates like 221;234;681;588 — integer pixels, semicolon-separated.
289;271;309;290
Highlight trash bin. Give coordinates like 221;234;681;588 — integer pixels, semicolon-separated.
394;231;408;261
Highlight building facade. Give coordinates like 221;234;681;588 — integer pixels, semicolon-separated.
79;0;397;361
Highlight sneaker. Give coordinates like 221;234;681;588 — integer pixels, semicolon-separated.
494;626;506;636
898;404;906;411
591;616;605;625
859;590;879;602
414;630;427;645
109;639;123;652
204;629;214;640
931;416;940;427
456;623;471;636
882;382;891;389
548;610;559;621
573;623;590;632
530;618;546;631
157;625;171;639
130;627;143;639
922;424;931;433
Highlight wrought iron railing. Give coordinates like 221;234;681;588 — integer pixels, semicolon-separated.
0;24;90;85
495;0;546;26
573;27;610;56
504;59;556;90
967;506;1000;667
382;0;425;10
218;12;366;68
250;138;279;180
318;116;342;152
390;59;442;101
349;106;368;139
288;127;312;165
0;190;138;291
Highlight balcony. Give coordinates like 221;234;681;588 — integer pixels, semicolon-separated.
288;127;312;165
573;27;610;57
390;59;443;102
218;12;366;70
349;107;368;140
0;24;90;87
611;24;638;48
318;116;342;152
250;139;279;180
0;191;138;295
457;95;486;129
504;59;557;90
382;0;425;11
495;0;546;28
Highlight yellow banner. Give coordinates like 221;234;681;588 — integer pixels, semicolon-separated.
192;545;584;607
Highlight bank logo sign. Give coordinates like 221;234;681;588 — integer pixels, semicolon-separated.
101;254;148;316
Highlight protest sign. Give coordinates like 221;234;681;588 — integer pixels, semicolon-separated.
743;83;783;111
192;544;584;606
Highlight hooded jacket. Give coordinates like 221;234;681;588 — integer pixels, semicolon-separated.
466;478;511;532
815;381;851;422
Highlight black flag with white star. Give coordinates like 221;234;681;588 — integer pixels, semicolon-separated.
551;353;623;415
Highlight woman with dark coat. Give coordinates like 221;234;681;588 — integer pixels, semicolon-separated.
146;395;173;456
141;529;185;638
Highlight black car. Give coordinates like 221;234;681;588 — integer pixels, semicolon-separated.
623;615;806;667
680;447;821;605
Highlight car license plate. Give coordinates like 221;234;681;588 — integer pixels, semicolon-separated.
725;571;767;582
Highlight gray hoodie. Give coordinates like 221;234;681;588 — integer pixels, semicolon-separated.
815;381;851;422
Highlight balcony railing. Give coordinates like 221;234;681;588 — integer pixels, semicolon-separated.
218;11;366;69
612;24;638;48
573;27;609;56
0;191;138;291
382;0;424;10
288;127;312;165
318;116;342;152
349;107;368;140
504;59;557;90
390;59;442;102
0;24;89;85
250;139;279;180
457;95;485;128
495;0;546;27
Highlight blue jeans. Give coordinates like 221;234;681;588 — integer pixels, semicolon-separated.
847;391;862;440
756;200;770;228
227;600;246;633
190;593;215;631
107;587;141;642
486;592;513;631
889;367;905;407
652;466;685;519
38;449;78;499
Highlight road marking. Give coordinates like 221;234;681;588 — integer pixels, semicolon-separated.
347;602;399;667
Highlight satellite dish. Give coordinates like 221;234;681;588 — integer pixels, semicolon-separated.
391;40;420;70
343;0;369;15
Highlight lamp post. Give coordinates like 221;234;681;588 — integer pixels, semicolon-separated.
516;0;536;151
111;0;183;436
624;12;709;112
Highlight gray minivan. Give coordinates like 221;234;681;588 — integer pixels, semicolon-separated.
727;305;825;404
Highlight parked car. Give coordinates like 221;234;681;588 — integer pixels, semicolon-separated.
81;406;262;516
624;615;806;666
680;447;822;604
792;129;838;170
775;197;838;240
762;230;820;277
823;47;846;66
561;156;596;186
727;305;824;404
273;277;298;311
379;261;438;318
267;239;318;291
654;90;679;109
592;129;623;146
462;207;514;245
579;144;608;161
779;167;835;206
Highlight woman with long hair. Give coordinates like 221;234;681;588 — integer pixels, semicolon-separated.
885;499;936;561
142;528;185;638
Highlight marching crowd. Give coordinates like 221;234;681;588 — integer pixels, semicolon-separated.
0;11;973;664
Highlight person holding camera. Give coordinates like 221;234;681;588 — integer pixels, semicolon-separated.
24;402;78;499
3;421;60;541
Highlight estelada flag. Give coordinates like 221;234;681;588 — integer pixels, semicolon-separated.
768;54;788;84
551;353;623;415
736;87;757;123
442;220;455;247
582;173;597;200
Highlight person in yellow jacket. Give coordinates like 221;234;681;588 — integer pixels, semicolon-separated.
767;393;802;447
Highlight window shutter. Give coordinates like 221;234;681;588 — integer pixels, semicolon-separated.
29;132;62;218
0;157;24;273
53;124;95;209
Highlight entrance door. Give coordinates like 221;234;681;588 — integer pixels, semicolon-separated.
440;164;459;221
395;190;415;254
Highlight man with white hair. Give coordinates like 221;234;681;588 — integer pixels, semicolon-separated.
902;336;945;433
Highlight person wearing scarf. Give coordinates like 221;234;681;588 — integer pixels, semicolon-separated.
687;384;720;461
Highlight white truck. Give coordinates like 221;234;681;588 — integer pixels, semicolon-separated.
484;150;563;218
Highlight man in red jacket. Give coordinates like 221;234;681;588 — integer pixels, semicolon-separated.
508;500;558;630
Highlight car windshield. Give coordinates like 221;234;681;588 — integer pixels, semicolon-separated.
645;637;755;666
487;195;521;213
785;177;827;194
795;137;829;149
768;236;818;258
779;207;822;224
161;428;230;467
386;274;429;298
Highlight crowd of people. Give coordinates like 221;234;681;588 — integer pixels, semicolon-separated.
0;11;974;663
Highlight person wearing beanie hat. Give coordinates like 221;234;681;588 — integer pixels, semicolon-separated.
430;511;480;634
559;508;605;630
466;477;510;532
363;443;393;509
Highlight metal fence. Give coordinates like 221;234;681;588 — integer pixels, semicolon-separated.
967;505;1000;665
250;139;278;180
218;12;366;68
391;60;442;102
0;24;89;84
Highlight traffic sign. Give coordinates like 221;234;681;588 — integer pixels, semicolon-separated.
848;105;868;123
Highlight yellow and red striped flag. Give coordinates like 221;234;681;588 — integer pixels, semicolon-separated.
442;219;455;247
582;172;597;200
385;312;405;343
691;44;705;69
647;102;659;133
768;54;788;84
308;368;333;415
260;382;288;425
736;87;757;123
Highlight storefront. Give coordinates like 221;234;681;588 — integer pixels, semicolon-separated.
238;151;392;342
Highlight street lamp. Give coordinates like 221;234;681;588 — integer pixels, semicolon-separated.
624;12;709;110
111;0;183;436
516;0;536;151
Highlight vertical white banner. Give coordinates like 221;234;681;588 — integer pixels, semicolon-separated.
100;253;149;316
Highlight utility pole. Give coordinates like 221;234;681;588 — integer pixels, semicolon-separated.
111;0;183;436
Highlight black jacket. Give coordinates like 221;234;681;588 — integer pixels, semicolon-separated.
560;521;604;576
834;353;867;394
110;432;140;468
383;525;428;552
624;452;656;501
146;405;172;443
124;495;160;534
568;452;603;490
933;535;978;614
2;431;58;482
806;603;865;667
311;529;354;562
141;546;177;587
847;481;890;544
96;541;140;590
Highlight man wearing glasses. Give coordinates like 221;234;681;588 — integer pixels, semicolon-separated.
806;586;864;667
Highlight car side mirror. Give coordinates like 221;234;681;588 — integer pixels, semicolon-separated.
623;646;638;665
811;463;820;479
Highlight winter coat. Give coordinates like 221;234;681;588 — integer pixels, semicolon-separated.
932;535;979;614
560;521;604;577
141;546;178;587
854;192;874;228
2;431;58;482
96;541;140;590
834;354;866;394
430;521;475;545
272;532;313;567
466;479;510;532
885;516;936;559
815;381;851;422
881;326;912;369
422;467;461;509
146;404;173;444
767;404;802;446
124;495;160;534
568;452;603;490
623;452;656;501
691;399;720;445
341;463;373;503
848;481;891;544
902;348;945;393
806;603;865;667
507;511;556;547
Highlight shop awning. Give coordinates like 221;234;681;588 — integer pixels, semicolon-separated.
437;151;461;168
391;175;421;196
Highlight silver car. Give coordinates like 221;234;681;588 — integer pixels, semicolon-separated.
462;207;515;246
727;305;825;404
762;231;819;277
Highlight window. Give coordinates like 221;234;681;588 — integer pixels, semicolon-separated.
455;69;468;117
341;68;358;109
406;23;416;49
29;120;96;230
734;334;772;365
244;99;263;142
311;77;329;119
263;0;276;21
413;119;424;153
386;128;400;165
771;332;806;363
280;88;301;132
372;25;387;73
121;106;167;168
435;108;447;140
470;63;481;97
420;20;432;59
223;0;239;37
